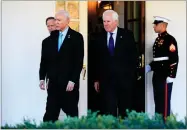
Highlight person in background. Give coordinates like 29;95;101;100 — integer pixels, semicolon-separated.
39;16;56;91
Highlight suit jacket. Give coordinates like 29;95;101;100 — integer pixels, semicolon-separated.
94;27;137;88
39;36;50;81
39;27;84;88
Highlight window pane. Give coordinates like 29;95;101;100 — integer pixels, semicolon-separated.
127;1;132;20
133;21;140;43
133;1;140;19
128;22;133;31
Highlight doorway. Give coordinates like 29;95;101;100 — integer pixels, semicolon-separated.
123;1;145;112
88;1;145;113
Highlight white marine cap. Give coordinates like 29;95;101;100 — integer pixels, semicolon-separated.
153;16;171;24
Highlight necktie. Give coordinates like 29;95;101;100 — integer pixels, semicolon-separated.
58;32;63;51
108;33;114;56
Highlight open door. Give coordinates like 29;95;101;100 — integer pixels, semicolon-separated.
124;1;145;112
87;1;145;113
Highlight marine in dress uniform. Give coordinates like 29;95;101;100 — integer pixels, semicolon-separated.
146;16;179;120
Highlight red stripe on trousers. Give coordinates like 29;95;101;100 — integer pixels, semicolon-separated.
164;82;168;120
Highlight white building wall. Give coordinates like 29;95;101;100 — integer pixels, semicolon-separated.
2;1;87;125
0;0;2;127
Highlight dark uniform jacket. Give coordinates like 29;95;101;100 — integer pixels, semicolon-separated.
149;31;179;78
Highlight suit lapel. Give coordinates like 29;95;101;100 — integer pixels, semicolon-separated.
114;27;121;53
52;30;59;53
102;31;110;55
104;31;108;48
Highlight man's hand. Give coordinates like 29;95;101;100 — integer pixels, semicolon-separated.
94;82;100;92
66;81;75;91
145;65;151;73
166;77;175;83
39;80;45;90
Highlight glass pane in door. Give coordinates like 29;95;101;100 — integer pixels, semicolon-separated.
133;21;140;43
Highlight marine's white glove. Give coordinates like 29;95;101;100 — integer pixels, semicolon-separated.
166;77;175;83
145;65;151;73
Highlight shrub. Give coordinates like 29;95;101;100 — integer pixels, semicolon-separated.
1;110;186;129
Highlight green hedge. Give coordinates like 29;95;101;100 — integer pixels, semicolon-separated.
1;110;187;129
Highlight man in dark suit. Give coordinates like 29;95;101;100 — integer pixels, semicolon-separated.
39;10;84;122
39;16;56;90
93;10;137;117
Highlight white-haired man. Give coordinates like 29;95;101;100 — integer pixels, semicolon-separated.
93;10;137;118
40;10;84;122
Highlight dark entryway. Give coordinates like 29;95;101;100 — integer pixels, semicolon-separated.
88;1;145;113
